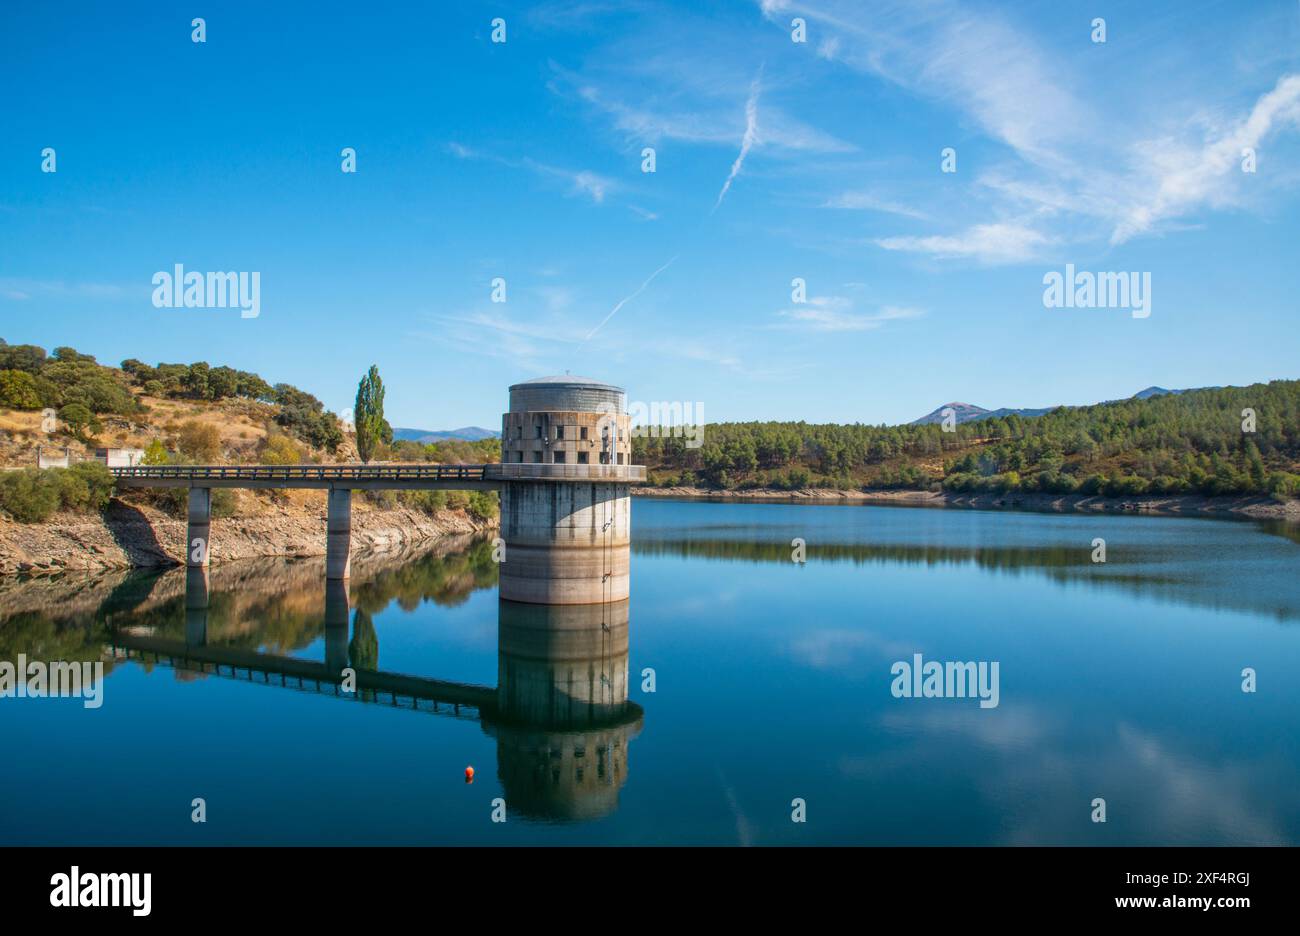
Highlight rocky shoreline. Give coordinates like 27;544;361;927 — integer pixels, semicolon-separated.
0;498;498;576
635;486;1300;521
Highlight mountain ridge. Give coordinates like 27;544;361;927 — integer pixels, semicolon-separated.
911;387;1204;426
392;426;500;443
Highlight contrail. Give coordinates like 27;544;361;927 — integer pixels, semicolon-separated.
713;70;762;212
582;255;679;343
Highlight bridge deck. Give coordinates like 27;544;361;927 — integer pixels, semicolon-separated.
110;633;498;717
111;463;645;490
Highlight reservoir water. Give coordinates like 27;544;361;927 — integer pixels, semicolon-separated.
2;498;1298;845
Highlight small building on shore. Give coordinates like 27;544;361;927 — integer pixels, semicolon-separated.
36;446;146;469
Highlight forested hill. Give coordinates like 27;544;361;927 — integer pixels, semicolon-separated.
633;380;1300;498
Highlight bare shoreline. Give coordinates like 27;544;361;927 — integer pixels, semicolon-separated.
0;498;498;577
635;486;1300;522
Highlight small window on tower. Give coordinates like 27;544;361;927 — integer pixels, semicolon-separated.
577;452;589;464
556;426;565;440
532;451;543;463
580;426;588;440
554;451;566;463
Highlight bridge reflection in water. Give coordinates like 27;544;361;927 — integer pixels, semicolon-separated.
109;564;642;822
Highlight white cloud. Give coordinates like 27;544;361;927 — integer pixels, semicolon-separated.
774;295;923;332
764;1;1300;257
875;223;1051;264
823;190;929;220
1110;73;1300;243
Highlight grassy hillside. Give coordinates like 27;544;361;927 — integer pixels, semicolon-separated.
0;338;498;523
634;380;1300;500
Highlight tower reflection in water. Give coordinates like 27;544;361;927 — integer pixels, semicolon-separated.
487;599;643;822
171;556;642;824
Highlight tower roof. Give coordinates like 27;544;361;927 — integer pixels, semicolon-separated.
509;375;624;393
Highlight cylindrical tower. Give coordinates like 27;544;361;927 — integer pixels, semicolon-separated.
493;376;641;604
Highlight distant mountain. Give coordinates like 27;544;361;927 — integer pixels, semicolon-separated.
912;402;1052;426
392;426;500;443
911;387;1213;425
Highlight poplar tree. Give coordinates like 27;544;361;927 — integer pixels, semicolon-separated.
354;365;386;464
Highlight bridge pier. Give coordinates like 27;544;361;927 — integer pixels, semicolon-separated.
184;566;209;646
187;487;211;568
326;488;352;581
324;579;351;675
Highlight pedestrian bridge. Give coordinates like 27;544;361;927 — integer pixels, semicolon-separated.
108;460;646;597
110;462;646;491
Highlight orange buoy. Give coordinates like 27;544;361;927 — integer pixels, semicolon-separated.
465;766;475;782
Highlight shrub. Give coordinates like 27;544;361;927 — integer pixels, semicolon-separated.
142;438;170;465
259;434;302;465
0;470;62;522
176;420;221;462
0;462;114;522
467;490;499;521
401;490;449;514
61;462;115;511
0;369;42;409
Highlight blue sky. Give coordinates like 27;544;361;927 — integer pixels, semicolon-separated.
2;0;1299;428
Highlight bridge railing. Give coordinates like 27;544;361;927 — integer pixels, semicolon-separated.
111;463;647;484
111;464;489;482
484;463;646;482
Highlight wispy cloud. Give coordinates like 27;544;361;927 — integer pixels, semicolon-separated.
448;142;617;204
763;0;1300;260
774;295;923;332
876;222;1052;264
583;255;678;342
714;70;763;211
1110;73;1300;243
0;278;127;301
823;190;929;220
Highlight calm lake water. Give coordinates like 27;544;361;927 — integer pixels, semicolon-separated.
2;498;1298;845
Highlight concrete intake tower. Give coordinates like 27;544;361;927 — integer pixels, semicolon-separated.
496;376;644;604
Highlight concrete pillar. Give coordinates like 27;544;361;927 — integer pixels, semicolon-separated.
186;487;211;568
326;488;352;581
184;566;210;647
498;481;631;604
324;579;351;676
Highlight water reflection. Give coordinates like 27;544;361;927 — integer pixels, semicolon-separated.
0;535;644;823
487;599;642;821
634;527;1300;621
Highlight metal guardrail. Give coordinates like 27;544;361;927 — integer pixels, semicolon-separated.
110;463;647;485
484;463;646;482
111;464;488;482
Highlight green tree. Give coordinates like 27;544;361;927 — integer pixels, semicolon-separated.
58;402;96;441
142;438;170;465
354;364;387;464
0;369;42;409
